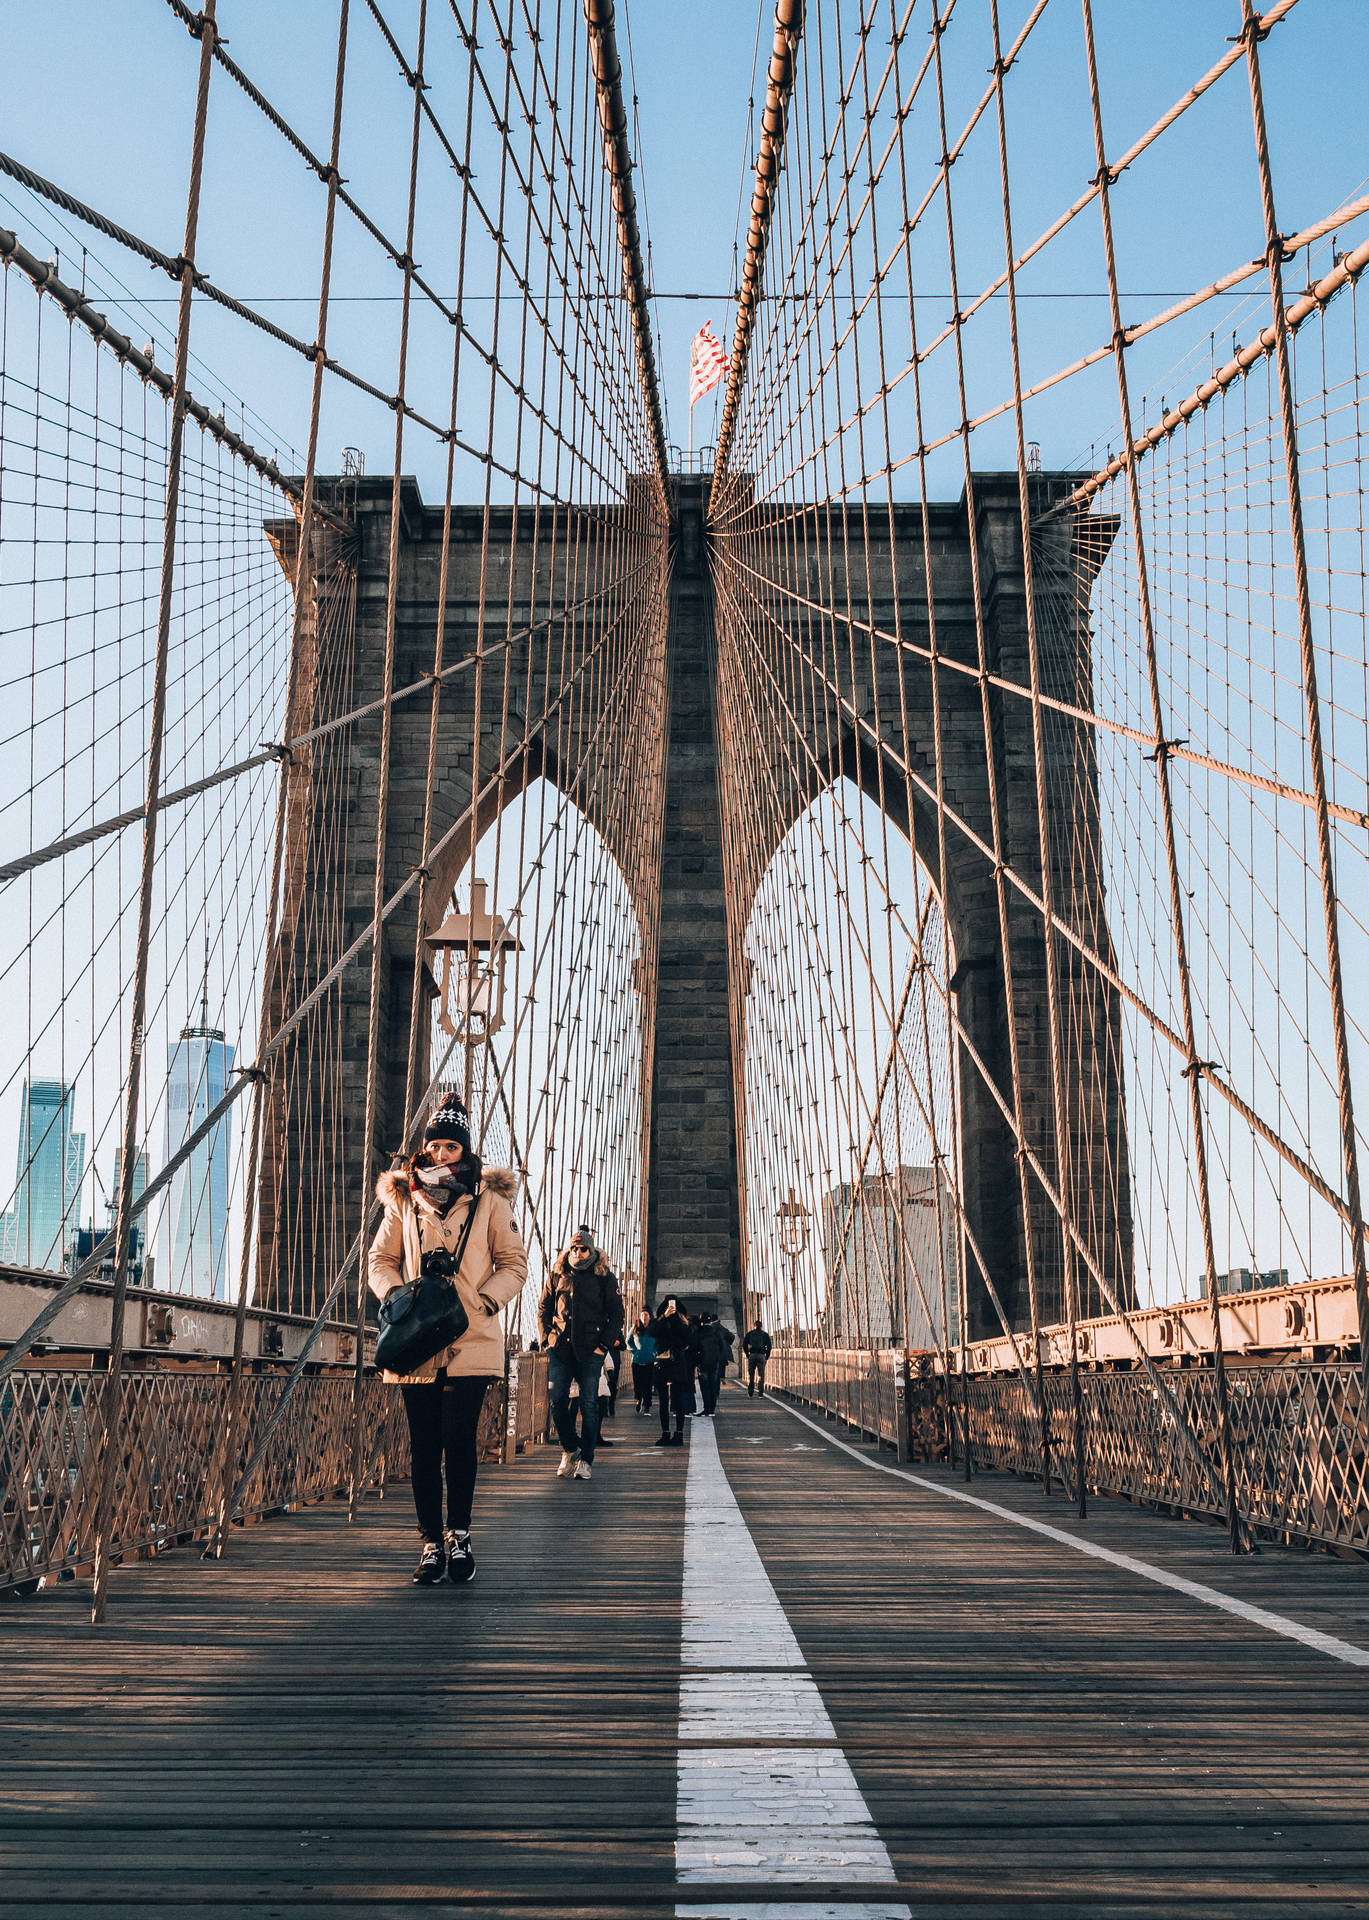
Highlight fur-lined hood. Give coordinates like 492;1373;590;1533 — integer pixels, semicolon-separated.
375;1163;519;1207
549;1247;614;1281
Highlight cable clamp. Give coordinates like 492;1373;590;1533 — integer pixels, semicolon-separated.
411;864;431;880
1180;1059;1219;1081
1090;163;1121;189
1144;734;1187;762
263;741;294;763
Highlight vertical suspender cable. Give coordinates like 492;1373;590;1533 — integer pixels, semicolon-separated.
90;0;220;1625
1080;0;1246;1552
1238;0;1369;1409
347;0;429;1522
208;0;353;1564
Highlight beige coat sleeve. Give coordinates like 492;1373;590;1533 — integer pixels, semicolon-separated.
476;1196;528;1313
367;1202;408;1301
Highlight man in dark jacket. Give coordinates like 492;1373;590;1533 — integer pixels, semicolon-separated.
695;1312;735;1416
538;1225;624;1481
742;1321;773;1396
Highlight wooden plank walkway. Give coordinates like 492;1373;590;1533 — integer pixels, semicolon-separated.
2;1383;1367;1917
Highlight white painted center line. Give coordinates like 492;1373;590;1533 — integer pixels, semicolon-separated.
675;1417;912;1920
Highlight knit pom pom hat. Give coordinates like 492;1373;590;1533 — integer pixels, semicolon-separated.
424;1095;472;1151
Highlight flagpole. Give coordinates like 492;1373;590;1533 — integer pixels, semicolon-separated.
689;395;694;465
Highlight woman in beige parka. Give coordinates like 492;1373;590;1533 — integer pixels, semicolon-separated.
367;1095;526;1586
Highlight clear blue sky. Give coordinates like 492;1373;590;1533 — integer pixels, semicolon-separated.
0;1;1362;494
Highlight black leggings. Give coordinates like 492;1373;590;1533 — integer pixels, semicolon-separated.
401;1373;491;1540
657;1374;686;1435
631;1362;654;1410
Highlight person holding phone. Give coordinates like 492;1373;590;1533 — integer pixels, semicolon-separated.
649;1297;697;1447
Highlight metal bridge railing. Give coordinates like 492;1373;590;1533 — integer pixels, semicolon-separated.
0;1351;555;1597
769;1347;1369;1558
0;1369;405;1596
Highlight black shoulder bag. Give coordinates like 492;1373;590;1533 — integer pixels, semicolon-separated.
374;1186;481;1377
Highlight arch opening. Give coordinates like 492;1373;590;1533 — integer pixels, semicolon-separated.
737;775;962;1355
426;776;649;1335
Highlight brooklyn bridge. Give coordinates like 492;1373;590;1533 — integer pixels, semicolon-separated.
2;0;1368;1912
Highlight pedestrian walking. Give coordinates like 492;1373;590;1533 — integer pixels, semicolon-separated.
650;1297;697;1446
538;1225;624;1481
627;1309;657;1412
742;1320;773;1396
367;1096;526;1586
695;1311;734;1416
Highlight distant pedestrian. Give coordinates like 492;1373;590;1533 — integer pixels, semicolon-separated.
742;1320;773;1396
650;1297;697;1447
627;1309;657;1412
605;1332;626;1416
367;1096;526;1587
595;1347;616;1446
538;1225;624;1482
695;1311;734;1416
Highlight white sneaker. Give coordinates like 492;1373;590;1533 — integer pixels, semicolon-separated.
556;1450;578;1478
573;1459;592;1480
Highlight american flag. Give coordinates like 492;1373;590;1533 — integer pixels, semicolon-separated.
689;321;729;408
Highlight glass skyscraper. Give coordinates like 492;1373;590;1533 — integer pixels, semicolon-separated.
160;993;234;1300
2;1078;85;1270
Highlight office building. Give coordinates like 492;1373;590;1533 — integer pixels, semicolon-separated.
160;988;234;1300
1;1078;84;1270
822;1163;959;1350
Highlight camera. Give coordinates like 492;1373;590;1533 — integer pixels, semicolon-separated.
420;1246;459;1283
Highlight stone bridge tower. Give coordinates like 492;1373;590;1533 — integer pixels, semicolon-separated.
258;472;1131;1340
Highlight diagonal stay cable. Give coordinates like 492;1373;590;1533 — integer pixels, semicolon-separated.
0;582;636;1387
0;548;658;886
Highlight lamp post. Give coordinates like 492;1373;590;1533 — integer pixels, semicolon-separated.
775;1187;810;1338
425;880;522;1099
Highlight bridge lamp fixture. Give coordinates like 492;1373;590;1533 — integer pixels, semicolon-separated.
426;879;522;1044
776;1188;811;1259
774;1188;811;1339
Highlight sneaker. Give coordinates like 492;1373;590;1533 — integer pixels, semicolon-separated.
412;1540;445;1585
444;1529;475;1585
573;1458;593;1480
556;1450;579;1478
